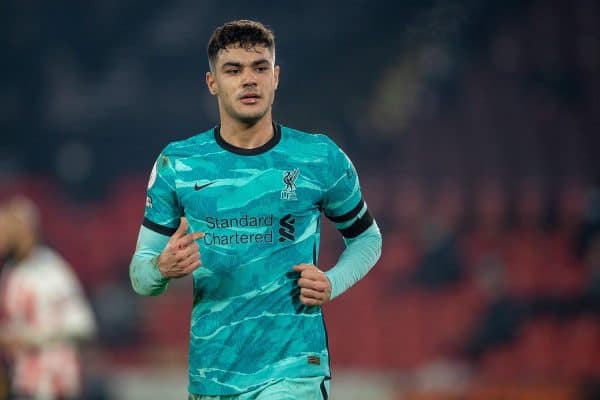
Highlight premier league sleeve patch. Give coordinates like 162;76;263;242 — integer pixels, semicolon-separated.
147;161;158;189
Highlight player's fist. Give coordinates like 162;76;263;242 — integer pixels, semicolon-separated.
157;217;204;278
292;263;332;306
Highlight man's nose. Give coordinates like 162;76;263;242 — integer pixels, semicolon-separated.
242;69;258;86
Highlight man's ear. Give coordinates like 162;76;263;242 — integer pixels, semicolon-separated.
206;71;217;96
274;65;280;90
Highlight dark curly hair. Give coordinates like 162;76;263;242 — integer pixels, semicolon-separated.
207;19;275;71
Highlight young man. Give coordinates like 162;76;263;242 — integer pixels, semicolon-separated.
130;20;382;400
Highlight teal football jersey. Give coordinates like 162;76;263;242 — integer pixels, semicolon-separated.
143;124;372;395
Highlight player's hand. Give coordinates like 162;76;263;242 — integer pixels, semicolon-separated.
157;217;204;278
292;263;332;306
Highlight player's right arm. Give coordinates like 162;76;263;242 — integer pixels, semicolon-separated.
129;152;203;296
130;217;204;296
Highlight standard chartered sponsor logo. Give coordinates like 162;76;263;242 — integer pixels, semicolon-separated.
206;214;273;229
203;214;275;245
203;231;274;245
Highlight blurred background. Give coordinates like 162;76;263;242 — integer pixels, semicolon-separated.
1;0;600;399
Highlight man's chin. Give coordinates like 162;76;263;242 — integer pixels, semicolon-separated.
236;111;268;126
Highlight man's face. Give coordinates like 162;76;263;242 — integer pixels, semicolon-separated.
206;44;279;125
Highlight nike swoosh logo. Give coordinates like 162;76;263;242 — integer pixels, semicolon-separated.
194;181;215;191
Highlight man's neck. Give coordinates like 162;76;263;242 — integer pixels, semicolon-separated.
219;116;274;149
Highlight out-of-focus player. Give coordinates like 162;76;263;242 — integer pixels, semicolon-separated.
129;19;382;399
0;197;96;400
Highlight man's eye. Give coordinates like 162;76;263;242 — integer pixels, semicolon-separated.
256;67;268;72
226;69;240;74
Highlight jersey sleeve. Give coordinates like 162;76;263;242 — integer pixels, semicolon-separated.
142;150;182;236
321;137;374;239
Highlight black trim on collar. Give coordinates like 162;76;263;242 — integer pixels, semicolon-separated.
214;123;281;156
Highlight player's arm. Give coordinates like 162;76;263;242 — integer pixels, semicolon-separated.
323;139;382;300
129;152;203;296
294;138;382;305
130;217;204;296
293;221;381;305
325;209;381;300
130;224;171;296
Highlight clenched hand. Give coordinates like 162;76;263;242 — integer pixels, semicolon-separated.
293;263;332;306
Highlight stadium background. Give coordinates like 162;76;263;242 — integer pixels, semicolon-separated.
1;0;600;398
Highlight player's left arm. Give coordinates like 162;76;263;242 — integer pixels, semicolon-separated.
294;138;382;305
324;219;381;300
293;222;381;304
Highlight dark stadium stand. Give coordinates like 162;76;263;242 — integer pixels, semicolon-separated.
1;0;598;397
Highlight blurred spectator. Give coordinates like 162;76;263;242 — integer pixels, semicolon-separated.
576;180;600;258
567;180;600;314
462;178;510;280
410;179;464;288
0;197;96;400
504;177;549;297
383;179;426;291
464;255;525;359
556;180;586;240
576;232;600;313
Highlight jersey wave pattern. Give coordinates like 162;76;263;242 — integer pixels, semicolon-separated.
143;124;364;395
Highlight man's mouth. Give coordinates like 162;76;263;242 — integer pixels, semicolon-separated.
240;93;260;104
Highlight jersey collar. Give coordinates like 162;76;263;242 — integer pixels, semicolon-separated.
214;123;281;156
